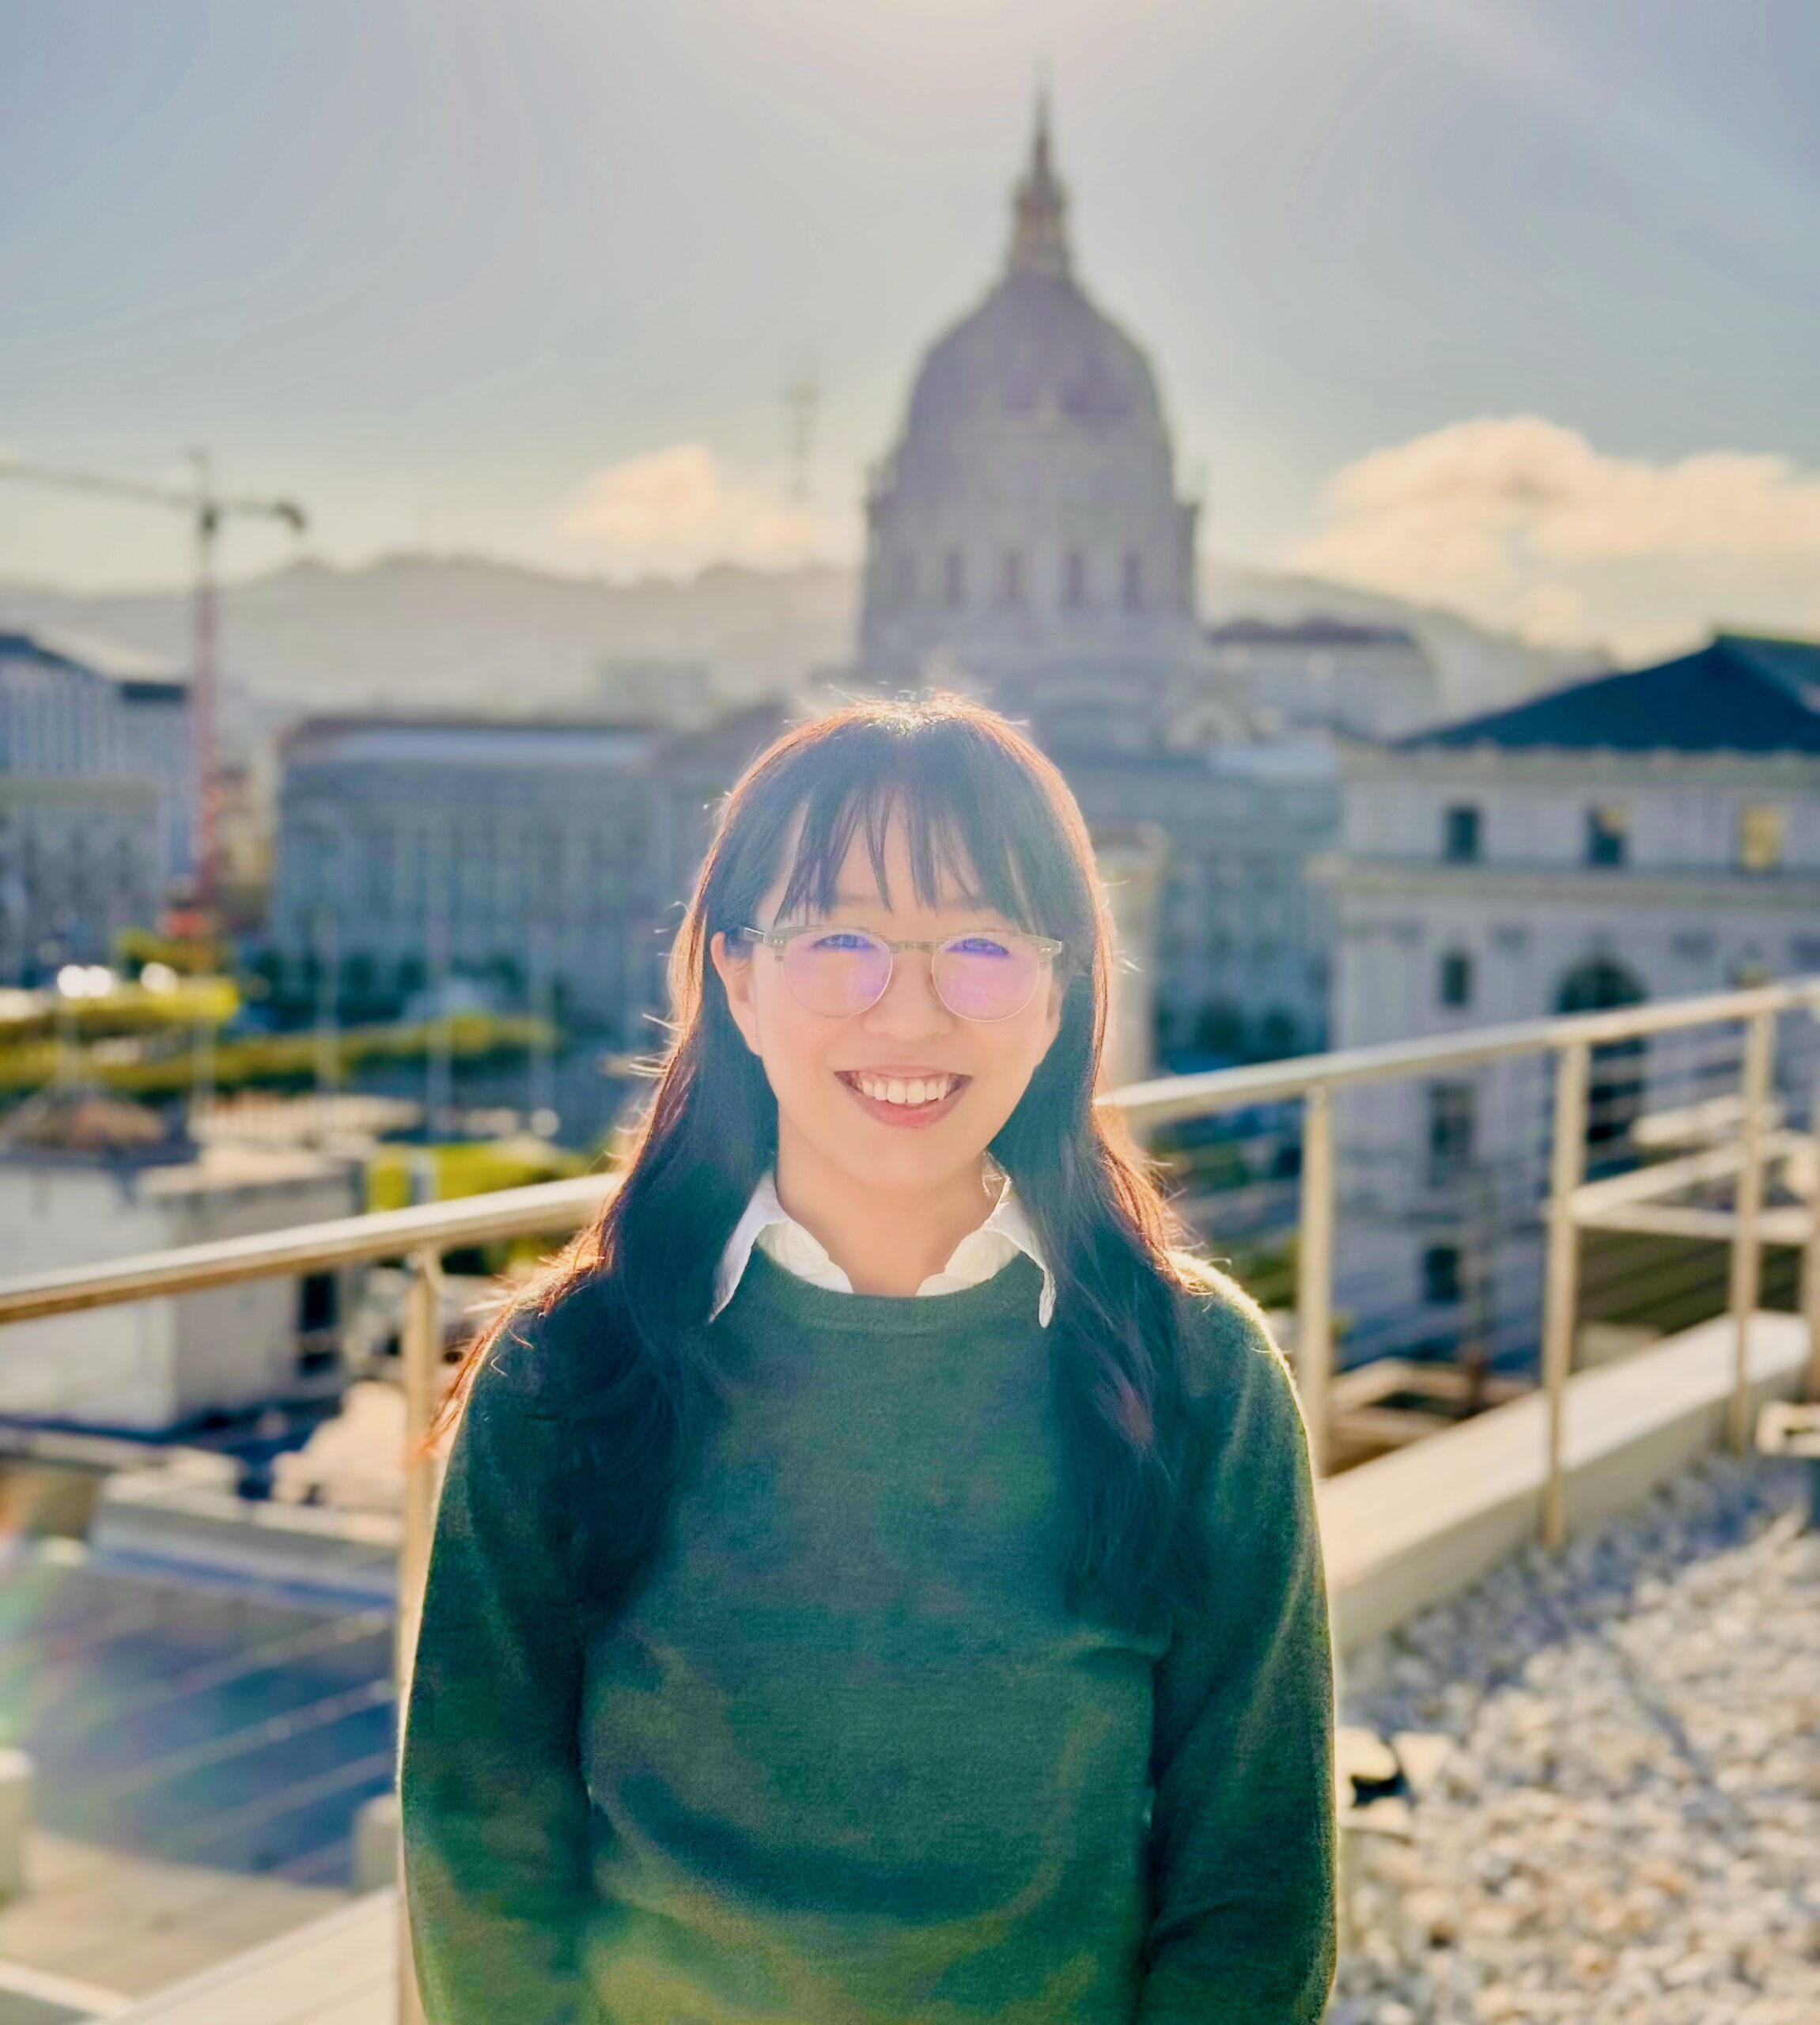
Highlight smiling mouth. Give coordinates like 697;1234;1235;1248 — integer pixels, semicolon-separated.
836;1069;968;1113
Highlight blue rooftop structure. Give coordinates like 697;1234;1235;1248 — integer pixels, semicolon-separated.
1396;633;1820;756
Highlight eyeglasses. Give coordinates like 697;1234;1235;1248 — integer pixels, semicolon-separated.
734;923;1065;1022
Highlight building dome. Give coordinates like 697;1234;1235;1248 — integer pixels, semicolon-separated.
860;100;1200;711
898;110;1169;455
895;274;1170;472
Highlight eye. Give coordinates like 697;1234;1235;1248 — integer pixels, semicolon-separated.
808;929;876;953
948;934;1014;958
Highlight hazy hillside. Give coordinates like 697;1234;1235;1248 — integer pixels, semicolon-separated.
0;554;859;731
0;551;1594;742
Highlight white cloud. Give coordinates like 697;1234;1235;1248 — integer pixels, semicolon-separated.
558;444;836;577
1288;417;1820;652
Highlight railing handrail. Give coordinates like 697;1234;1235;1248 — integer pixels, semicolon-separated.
0;1172;618;1324
1111;975;1820;1129
0;975;1815;1327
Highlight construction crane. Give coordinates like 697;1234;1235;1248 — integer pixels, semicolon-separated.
0;450;308;920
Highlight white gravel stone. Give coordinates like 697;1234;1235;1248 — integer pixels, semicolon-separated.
1330;1455;1819;2023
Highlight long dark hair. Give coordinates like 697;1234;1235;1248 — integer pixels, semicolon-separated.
429;693;1213;1633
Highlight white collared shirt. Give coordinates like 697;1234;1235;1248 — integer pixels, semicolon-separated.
711;1168;1056;1327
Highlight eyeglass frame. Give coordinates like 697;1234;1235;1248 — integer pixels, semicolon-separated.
730;922;1069;1021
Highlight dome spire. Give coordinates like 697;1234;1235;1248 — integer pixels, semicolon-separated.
1006;86;1071;278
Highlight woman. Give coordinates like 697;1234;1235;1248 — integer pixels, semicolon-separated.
401;693;1336;2024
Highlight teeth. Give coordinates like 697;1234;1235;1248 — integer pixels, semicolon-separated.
853;1073;955;1107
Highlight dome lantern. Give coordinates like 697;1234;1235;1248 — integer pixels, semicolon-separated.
1007;92;1071;278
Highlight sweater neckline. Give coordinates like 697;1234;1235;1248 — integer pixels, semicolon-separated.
721;1243;1047;1338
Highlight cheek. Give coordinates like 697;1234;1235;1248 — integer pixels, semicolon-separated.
978;1009;1055;1090
751;978;836;1084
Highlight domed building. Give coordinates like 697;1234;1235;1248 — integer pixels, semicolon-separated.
855;104;1338;1074
860;102;1209;749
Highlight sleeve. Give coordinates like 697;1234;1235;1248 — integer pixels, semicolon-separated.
400;1338;602;2025
1134;1301;1338;2024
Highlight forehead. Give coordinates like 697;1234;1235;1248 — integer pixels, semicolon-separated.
770;789;1029;923
828;819;982;904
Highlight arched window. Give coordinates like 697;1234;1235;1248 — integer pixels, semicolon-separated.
999;549;1024;608
943;551;965;608
1122;551;1143;611
1064;550;1088;608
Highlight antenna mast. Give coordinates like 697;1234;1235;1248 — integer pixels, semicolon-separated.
781;356;821;506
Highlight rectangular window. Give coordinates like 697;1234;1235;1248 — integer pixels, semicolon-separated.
1427;1080;1475;1185
297;1270;339;1333
1065;550;1088;608
1122;551;1143;611
1439;950;1473;1009
1422;1244;1462;1305
1443;805;1481;863
1586;805;1628;867
1737;804;1784;872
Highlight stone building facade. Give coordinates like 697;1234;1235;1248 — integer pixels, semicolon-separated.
0;630;187;980
268;708;781;1039
1313;631;1820;1366
1204;616;1444;742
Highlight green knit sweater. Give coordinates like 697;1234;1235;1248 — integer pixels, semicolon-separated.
401;1248;1336;2024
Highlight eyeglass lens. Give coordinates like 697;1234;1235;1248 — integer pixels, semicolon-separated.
778;929;1044;1021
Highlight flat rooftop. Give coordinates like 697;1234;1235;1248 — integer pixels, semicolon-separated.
0;1538;391;2011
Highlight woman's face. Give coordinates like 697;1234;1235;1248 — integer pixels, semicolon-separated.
710;809;1065;1201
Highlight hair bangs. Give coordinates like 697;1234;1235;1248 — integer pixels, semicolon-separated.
771;721;1059;937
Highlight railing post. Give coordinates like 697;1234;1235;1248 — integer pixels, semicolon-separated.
395;1246;443;2025
1806;1049;1820;1406
1727;1011;1775;1453
1541;1040;1589;1550
1296;1083;1334;1475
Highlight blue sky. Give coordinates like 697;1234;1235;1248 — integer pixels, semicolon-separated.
2;0;1816;653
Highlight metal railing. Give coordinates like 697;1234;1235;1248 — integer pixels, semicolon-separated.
1113;976;1820;1540
0;1175;619;2025
2;978;1819;2021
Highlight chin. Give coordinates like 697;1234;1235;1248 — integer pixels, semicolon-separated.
811;1118;989;1196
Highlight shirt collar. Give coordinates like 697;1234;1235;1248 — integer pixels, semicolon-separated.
710;1166;1055;1327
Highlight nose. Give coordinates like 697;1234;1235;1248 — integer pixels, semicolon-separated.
861;945;952;1036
